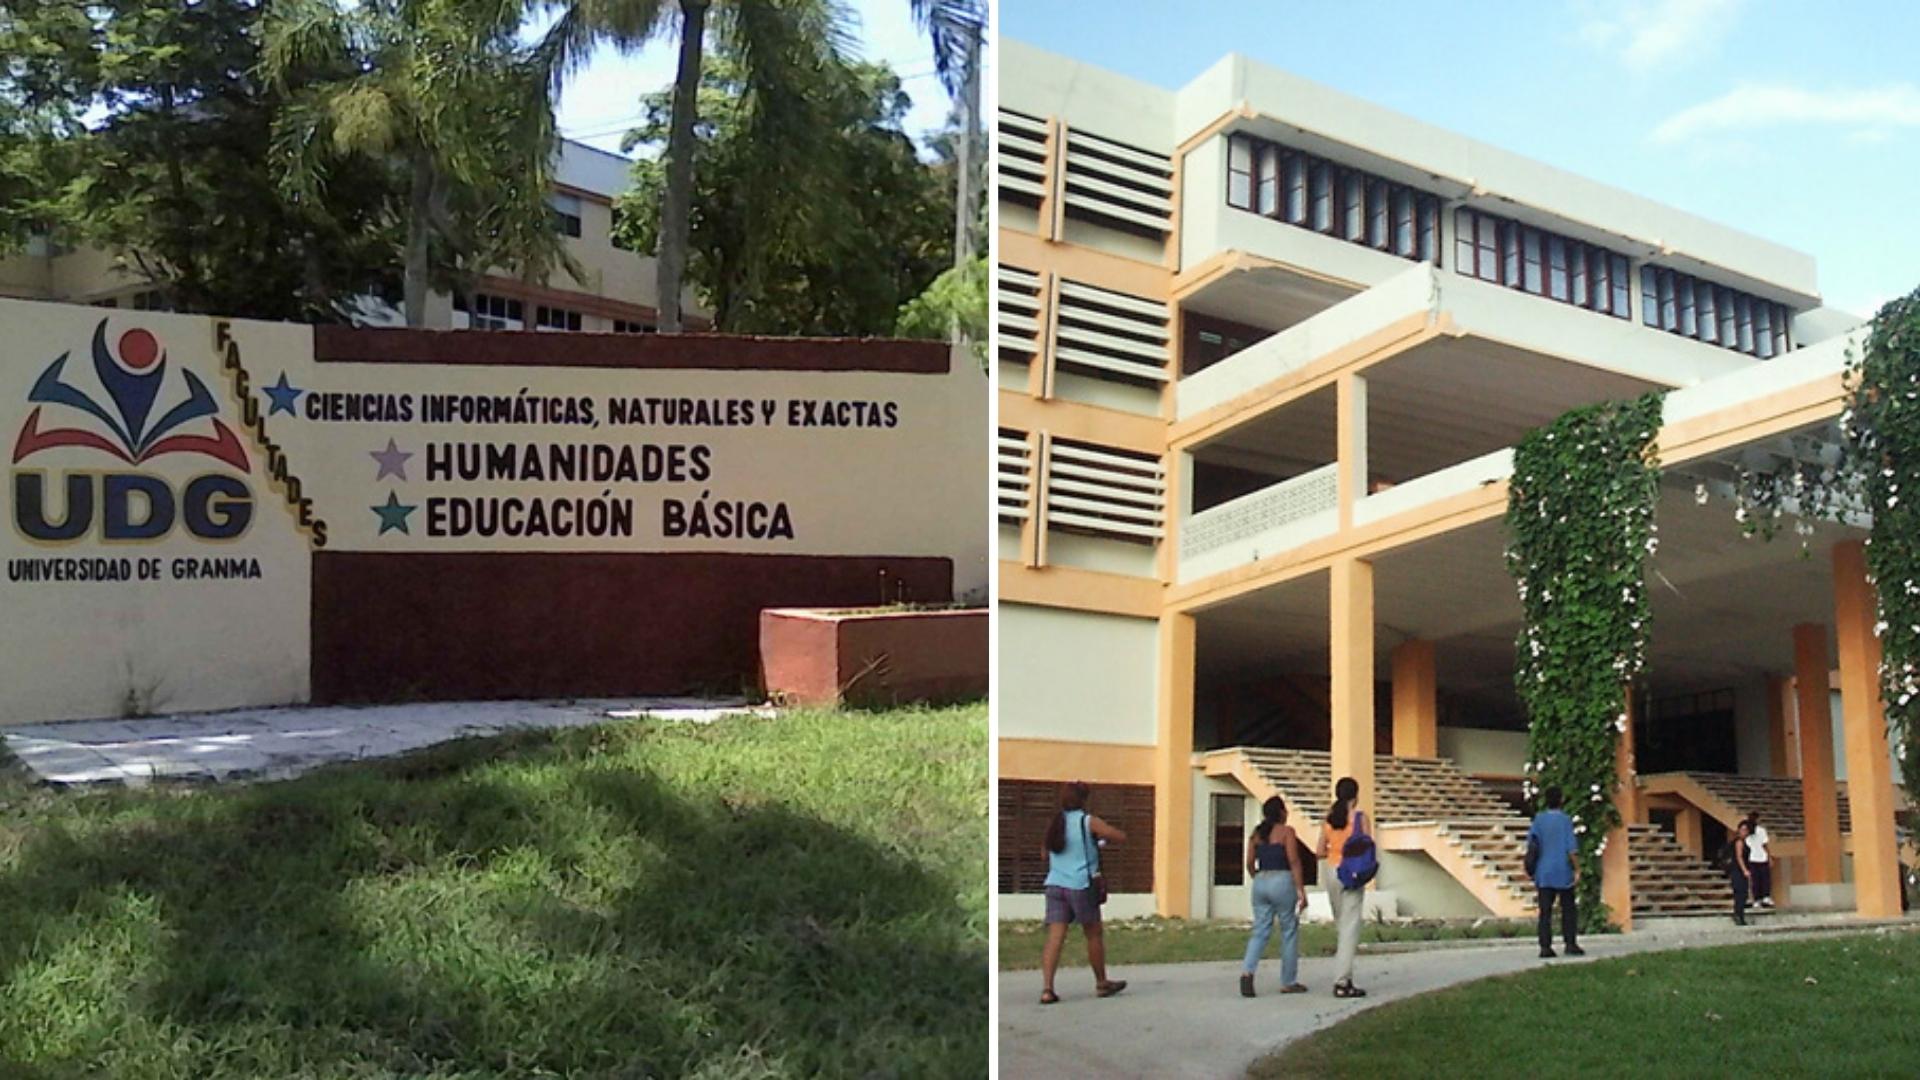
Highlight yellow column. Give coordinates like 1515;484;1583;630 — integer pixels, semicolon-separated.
1793;623;1843;883
1391;639;1437;758
1153;611;1196;917
1336;374;1367;531
1832;540;1903;918
1603;689;1636;930
1766;673;1795;777
1330;559;1376;823
1675;804;1703;859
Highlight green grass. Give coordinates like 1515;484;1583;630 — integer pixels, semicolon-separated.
1254;927;1920;1078
0;704;987;1079
998;916;1536;970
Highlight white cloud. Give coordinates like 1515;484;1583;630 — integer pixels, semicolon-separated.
1579;0;1744;70
1652;83;1920;144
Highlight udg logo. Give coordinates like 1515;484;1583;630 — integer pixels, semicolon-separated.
10;319;254;543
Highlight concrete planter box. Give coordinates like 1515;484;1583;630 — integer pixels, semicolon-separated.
759;606;987;707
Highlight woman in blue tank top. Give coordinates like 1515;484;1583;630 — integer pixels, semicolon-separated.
1039;781;1129;1005
1241;795;1309;997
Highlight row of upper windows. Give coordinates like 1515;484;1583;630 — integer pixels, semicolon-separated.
1224;133;1796;358
1453;207;1632;320
453;293;656;333
1641;266;1790;359
1226;133;1442;264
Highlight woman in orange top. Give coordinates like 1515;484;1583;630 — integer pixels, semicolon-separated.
1314;775;1368;998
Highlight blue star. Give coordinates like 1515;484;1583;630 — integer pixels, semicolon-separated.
371;491;416;535
263;372;304;416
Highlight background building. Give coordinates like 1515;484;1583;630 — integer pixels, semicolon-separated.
996;39;1909;926
0;139;703;332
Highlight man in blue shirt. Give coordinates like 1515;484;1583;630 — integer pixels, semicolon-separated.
1528;786;1585;958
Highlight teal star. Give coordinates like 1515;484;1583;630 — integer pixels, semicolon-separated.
371;491;416;535
263;372;304;416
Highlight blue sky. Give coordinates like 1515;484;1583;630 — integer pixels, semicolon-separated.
1001;0;1920;317
550;1;971;158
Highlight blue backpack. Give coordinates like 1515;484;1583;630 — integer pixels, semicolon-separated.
1336;812;1378;889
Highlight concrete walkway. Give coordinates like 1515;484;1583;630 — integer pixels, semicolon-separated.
2;698;774;786
998;919;1918;1079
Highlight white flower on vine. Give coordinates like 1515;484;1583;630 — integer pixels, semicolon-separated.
1694;483;1710;505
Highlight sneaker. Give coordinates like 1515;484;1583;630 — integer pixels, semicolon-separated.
1540;947;1557;959
1566;944;1586;957
1240;974;1255;998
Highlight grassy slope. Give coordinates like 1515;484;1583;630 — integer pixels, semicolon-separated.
998;918;1536;971
0;704;987;1079
1257;928;1920;1078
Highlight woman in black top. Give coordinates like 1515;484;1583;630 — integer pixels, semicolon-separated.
1239;795;1309;997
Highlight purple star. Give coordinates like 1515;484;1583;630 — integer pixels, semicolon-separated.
370;438;413;481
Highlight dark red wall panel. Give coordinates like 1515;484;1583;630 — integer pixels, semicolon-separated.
310;552;952;703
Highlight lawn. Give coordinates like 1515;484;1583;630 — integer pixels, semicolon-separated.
1255;927;1920;1078
998;916;1536;971
0;703;987;1079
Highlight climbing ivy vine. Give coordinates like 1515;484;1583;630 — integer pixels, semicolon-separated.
1505;392;1664;931
1842;287;1920;801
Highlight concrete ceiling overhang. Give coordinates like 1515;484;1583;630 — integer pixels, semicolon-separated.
1179;263;1360;335
1193;481;1866;704
1189;333;1664;483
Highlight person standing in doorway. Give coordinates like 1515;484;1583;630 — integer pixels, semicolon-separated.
1744;812;1774;908
1315;776;1369;999
1240;796;1310;998
1038;781;1128;1004
1729;816;1754;926
1527;786;1584;958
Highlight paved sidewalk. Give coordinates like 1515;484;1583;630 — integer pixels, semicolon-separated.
2;698;773;786
998;922;1914;1079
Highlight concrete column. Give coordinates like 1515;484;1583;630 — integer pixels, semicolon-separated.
1675;804;1703;859
1391;639;1437;758
1337;374;1368;529
1153;611;1196;917
1603;688;1636;930
1330;558;1376;824
1832;540;1904;918
1793;623;1844;883
1768;674;1801;777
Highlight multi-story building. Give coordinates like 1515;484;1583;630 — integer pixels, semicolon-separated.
996;39;1910;928
0;139;702;332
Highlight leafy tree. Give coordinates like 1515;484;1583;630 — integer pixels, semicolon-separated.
610;54;951;336
265;0;570;326
0;0;401;320
895;257;984;364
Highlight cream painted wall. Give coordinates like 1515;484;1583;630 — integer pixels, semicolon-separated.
1000;39;1175;155
1045;531;1157;579
1377;850;1493;918
998;603;1158;746
0;303;313;722
1050;370;1162;416
1437;726;1528;776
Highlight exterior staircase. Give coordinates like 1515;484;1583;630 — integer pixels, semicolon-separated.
1202;746;1738;923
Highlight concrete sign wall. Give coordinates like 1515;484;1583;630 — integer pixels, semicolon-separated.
1;299;985;723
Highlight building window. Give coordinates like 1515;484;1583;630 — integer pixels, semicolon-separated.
130;289;171;312
1225;132;1441;265
1212;794;1245;887
455;292;525;330
1639;265;1791;357
612;319;655;334
536;305;583;332
550;193;584;239
1454;207;1631;321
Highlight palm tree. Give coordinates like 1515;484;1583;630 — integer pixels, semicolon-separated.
265;0;568;326
906;0;985;267
536;0;852;333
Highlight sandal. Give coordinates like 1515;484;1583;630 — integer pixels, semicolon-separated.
1279;983;1309;994
1040;989;1060;1005
1333;981;1367;999
1095;980;1128;998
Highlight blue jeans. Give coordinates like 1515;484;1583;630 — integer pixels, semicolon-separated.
1242;870;1300;984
